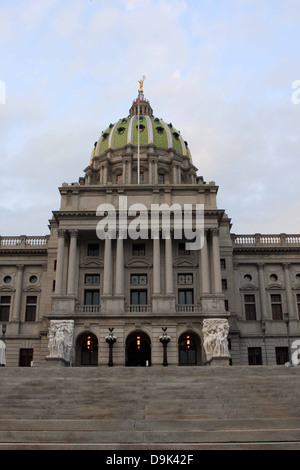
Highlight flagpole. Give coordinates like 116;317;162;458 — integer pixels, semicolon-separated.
137;97;140;185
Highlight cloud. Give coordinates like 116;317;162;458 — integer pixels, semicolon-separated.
0;0;300;236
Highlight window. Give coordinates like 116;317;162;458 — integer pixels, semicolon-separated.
87;243;99;256
85;274;100;285
178;289;194;305
84;290;100;306
132;243;146;256
19;349;33;367
297;294;300;319
270;294;283;320
158;174;165;184
3;276;11;284
222;279;227;291
221;259;226;270
25;296;37;322
244;294;257;321
131;290;147;305
0;296;11;322
275;347;289;365
224;299;229;312
248;347;262;365
178;243;190;256
178;274;193;285
130;274;147;285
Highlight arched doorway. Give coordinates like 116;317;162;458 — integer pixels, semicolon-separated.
75;333;98;366
126;331;151;367
178;332;201;366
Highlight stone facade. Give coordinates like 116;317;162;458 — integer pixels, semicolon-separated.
0;91;299;367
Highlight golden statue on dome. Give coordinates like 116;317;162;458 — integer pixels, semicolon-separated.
138;75;146;93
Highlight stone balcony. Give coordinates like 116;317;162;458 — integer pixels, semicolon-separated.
232;233;300;248
0;235;49;249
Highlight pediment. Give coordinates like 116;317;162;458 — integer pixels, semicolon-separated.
266;283;285;291
23;285;41;292
173;259;198;268
80;259;104;268
239;285;258;291
0;285;15;293
126;260;152;268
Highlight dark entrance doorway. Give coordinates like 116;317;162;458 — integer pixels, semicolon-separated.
76;333;98;366
178;332;201;365
126;331;151;367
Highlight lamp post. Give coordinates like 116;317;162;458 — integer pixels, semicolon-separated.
159;327;171;367
0;324;6;367
261;321;268;365
284;312;293;367
106;328;117;367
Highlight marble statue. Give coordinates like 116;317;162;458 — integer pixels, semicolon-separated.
48;320;74;362
203;319;230;360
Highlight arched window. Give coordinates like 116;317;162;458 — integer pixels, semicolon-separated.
178;332;201;366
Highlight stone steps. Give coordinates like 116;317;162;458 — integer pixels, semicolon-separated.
0;366;299;449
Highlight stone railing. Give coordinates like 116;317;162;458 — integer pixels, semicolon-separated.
125;304;152;313
0;235;49;248
176;304;202;313
75;305;101;314
232;233;300;247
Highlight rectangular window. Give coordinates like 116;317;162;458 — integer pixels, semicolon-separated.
248;347;262;365
224;299;229;312
19;348;33;367
178;289;194;305
87;243;99;256
271;294;283;320
130;274;147;285
178;273;193;285
158;174;165;184
84;290;100;306
0;295;11;322
131;290;147;305
25;296;37;322
85;274;100;285
178;243;190;256
244;294;257;321
221;259;226;270
222;279;227;291
275;347;289;365
132;243;146;256
297;294;300;319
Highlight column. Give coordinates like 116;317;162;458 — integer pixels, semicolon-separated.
284;263;295;318
153;234;161;295
200;229;211;294
258;263;268;320
55;229;66;295
115;235;124;296
103;236;112;295
165;234;174;295
67;229;78;295
12;265;24;321
211;228;222;294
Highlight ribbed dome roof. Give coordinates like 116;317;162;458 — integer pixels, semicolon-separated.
90;95;192;164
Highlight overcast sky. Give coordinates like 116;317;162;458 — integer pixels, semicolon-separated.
0;0;300;236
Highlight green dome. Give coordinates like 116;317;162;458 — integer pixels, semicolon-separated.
90;113;192;164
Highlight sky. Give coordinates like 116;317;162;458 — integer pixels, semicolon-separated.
0;0;300;235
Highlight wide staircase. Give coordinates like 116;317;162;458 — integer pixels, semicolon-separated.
0;366;299;450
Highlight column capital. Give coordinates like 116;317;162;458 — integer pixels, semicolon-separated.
211;228;220;237
283;262;291;269
16;264;25;272
69;229;79;238
57;228;67;238
257;262;265;269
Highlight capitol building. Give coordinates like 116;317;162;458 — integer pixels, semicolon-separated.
1;82;300;369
